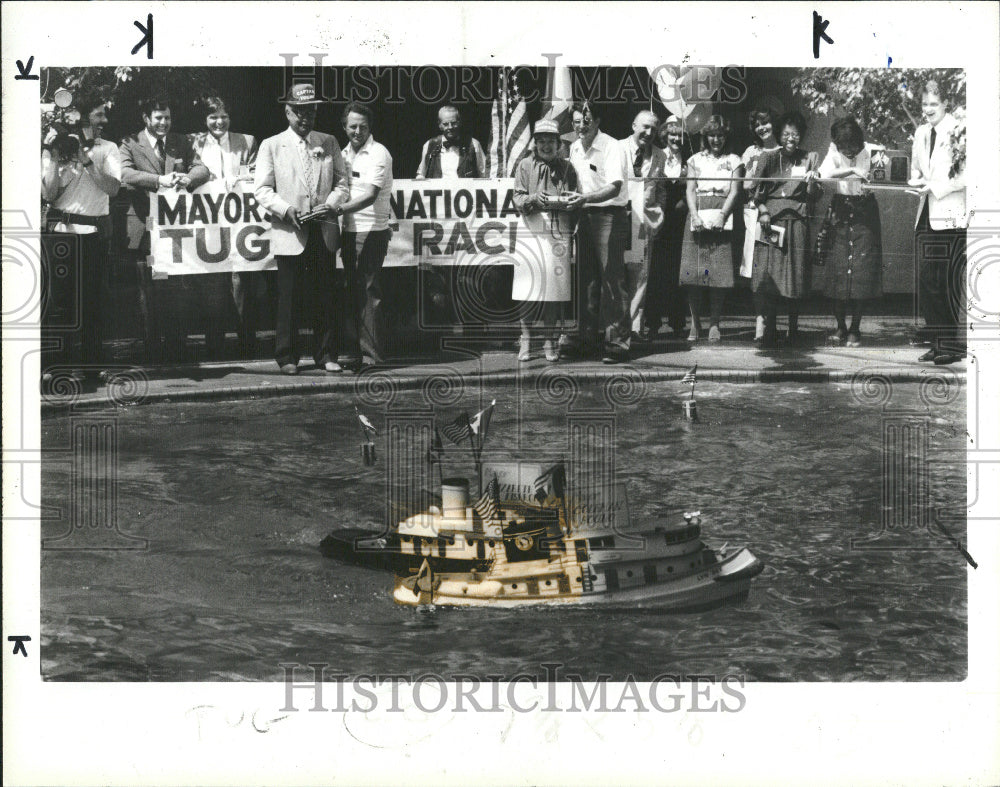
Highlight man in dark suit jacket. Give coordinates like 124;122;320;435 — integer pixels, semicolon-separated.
119;97;210;362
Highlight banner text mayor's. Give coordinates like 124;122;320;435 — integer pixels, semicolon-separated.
150;177;566;275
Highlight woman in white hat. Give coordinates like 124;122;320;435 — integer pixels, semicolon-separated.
511;119;581;362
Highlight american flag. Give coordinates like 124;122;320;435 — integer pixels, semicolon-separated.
487;67;531;178
680;364;697;385
440;411;472;446
474;475;501;523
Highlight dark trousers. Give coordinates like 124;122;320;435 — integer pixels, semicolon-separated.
41;231;104;373
646;211;688;333
916;205;966;350
274;225;339;367
231;271;262;354
577;207;630;348
341;228;391;363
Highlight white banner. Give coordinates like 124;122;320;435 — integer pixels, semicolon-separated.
149;177;645;275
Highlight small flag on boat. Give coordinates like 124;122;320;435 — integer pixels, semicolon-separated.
680;364;697;385
440;411;473;446
426;426;444;465
414;558;434;599
356;407;378;465
534;462;567;503
469;399;496;447
355;408;377;439
474;475;501;523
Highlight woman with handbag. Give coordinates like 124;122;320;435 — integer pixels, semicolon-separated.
751;111;820;348
678;115;744;342
816;117;883;346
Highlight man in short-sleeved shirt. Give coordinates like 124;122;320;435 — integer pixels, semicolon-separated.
567;101;632;362
40;98;121;385
333;102;394;366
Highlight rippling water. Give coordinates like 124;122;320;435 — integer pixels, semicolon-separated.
41;381;967;681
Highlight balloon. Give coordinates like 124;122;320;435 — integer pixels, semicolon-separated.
683;102;714;134
649;65;722;117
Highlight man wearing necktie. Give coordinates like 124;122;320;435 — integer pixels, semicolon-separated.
908;80;968;365
254;83;350;375
415;106;486;180
619;110;667;344
120;96;210;362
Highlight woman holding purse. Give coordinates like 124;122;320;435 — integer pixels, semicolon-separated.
678;115;743;342
752;111;819;348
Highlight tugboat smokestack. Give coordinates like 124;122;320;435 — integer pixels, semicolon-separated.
441;477;470;518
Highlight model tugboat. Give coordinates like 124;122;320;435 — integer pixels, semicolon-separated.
321;472;763;611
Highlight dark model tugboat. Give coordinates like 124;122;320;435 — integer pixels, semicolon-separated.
321;472;763;610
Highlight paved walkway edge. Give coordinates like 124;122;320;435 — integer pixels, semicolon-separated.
42;366;967;413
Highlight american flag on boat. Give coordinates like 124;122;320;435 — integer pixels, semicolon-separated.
474;475;501;522
681;364;697;385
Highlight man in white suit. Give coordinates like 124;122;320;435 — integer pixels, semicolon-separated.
908;80;967;365
255;83;350;374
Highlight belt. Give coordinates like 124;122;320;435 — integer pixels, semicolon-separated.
46;208;106;227
583;205;627;213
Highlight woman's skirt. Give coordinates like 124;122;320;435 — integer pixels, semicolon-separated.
751;208;809;299
511;209;573;302
679;195;735;289
819;193;883;301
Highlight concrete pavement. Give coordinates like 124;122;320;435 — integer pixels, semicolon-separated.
40;315;967;412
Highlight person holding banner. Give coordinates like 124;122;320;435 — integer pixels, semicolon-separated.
119;96;210;363
752;111;819;349
334;102;394;369
253;83;350;375
568;100;632;364
190;96;261;358
511;118;580;362
678;115;743;343
415;106;486;180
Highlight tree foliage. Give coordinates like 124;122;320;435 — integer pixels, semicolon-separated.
791;68;965;148
40;67;217;140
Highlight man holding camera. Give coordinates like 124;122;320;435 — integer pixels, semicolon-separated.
120;96;210;362
40;97;122;387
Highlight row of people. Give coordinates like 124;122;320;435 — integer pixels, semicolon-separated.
513;83;966;365
40;80;966;382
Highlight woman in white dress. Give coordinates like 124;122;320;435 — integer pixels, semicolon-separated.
511;119;580;362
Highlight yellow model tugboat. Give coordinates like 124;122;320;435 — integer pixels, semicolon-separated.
387;474;763;610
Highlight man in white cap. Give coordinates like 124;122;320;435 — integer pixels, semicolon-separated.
254;83;351;375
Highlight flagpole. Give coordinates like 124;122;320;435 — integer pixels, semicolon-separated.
501;67;508;178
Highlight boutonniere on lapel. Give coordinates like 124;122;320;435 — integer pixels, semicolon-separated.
948;107;966;179
310;146;326;160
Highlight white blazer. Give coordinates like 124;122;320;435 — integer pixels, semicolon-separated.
254;127;351;255
910;113;967;230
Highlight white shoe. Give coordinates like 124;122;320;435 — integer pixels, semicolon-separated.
558;333;571;349
543;340;559;362
517;336;531;362
754;315;765;341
